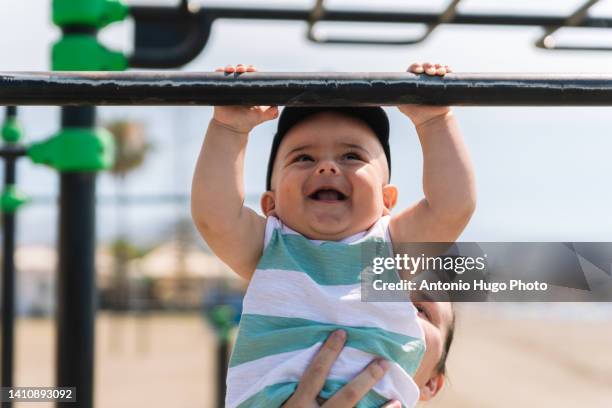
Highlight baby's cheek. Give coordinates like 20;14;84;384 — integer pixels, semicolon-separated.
277;176;303;204
351;169;373;188
354;180;385;210
356;168;385;192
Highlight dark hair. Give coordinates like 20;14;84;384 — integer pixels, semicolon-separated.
434;304;455;375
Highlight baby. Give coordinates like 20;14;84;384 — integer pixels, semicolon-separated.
191;63;476;407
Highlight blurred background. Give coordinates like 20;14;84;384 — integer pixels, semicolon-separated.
1;0;612;407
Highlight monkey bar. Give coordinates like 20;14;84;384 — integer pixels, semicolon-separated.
130;0;612;67
2;72;612;106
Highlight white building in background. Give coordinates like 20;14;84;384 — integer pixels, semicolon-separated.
13;246;56;316
126;241;243;308
6;243;242;316
10;245;121;316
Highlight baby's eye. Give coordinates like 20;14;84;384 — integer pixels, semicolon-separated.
294;154;314;162
343;152;362;161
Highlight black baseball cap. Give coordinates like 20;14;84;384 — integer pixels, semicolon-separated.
266;106;391;190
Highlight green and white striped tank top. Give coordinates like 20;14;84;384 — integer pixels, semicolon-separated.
226;216;425;407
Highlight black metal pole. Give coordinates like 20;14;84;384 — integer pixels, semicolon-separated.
217;339;228;408
131;5;612;28
1;107;18;408
55;106;97;408
2;72;612;106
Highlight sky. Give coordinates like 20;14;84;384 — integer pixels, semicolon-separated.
2;0;612;245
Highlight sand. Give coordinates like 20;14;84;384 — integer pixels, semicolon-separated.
8;307;612;407
427;304;612;408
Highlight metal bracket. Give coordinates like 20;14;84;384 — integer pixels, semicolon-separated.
534;0;610;51
52;35;127;71
52;0;128;29
129;0;214;69
28;128;115;172
306;0;461;45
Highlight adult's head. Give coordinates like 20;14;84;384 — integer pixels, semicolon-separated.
412;301;455;401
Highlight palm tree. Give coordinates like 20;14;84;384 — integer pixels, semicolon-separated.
105;120;151;311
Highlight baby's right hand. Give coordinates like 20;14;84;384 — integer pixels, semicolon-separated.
212;64;279;134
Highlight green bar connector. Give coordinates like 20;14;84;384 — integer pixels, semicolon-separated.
1;118;22;143
53;0;128;29
52;36;127;71
1;185;28;214
208;305;237;341
28;128;116;172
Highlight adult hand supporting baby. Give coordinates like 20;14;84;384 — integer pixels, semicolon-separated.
281;330;401;408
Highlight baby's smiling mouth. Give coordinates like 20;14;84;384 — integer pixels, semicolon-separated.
308;188;348;202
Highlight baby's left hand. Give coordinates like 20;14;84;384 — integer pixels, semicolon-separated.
398;62;452;127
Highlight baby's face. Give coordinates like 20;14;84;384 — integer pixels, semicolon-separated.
262;112;395;240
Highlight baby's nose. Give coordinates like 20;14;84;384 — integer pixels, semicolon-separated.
317;161;339;175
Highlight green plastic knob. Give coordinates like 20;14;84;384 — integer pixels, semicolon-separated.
0;185;29;214
2;118;22;143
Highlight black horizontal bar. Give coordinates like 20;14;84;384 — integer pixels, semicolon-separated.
2;72;612;106
137;6;612;28
25;193;260;206
0;145;27;159
27;194;184;205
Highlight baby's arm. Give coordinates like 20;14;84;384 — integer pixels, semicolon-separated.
390;63;477;244
191;64;279;279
